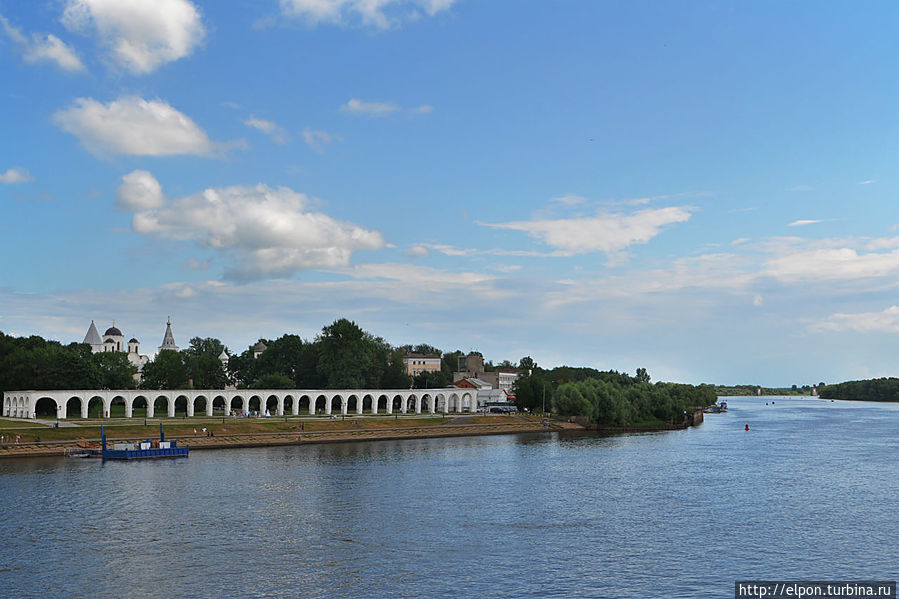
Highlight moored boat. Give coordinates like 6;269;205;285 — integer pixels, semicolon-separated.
101;424;188;460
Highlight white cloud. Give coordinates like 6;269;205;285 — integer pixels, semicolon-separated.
302;127;339;152
730;237;750;246
184;258;210;271
342;263;495;287
341;98;401;116
62;0;204;74
0;167;33;184
551;194;588;206
788;219;822;227
53;96;223;157
865;237;899;251
859;179;876;185
482;206;693;254
244;116;288;144
340;98;433;117
128;181;385;281
812;306;899;333
279;0;456;29
765;248;899;282
405;245;430;258
116;170;165;210
0;13;84;72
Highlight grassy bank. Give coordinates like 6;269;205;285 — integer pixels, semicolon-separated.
0;414;560;457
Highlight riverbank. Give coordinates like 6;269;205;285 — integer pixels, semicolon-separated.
0;415;584;459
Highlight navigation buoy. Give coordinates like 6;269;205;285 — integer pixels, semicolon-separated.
745;424;750;431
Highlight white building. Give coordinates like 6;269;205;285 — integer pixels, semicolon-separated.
82;320;149;374
403;353;441;377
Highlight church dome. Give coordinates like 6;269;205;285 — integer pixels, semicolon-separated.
104;326;123;336
128;337;139;343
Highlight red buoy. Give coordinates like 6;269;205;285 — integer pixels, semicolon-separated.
745;424;750;431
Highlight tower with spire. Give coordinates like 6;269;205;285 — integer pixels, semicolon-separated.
82;320;103;353
159;316;179;352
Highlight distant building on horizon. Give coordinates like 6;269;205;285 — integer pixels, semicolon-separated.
453;352;522;396
403;352;441;377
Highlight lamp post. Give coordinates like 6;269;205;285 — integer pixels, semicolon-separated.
542;383;545;416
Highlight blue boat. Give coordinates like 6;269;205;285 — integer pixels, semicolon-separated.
100;424;189;460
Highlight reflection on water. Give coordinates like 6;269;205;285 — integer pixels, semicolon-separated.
1;397;897;598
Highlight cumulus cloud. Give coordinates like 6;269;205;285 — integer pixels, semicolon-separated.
127;180;385;281
812;306;899;333
62;0;204;74
0;167;33;184
482;207;693;254
244;116;288;144
53;96;224;157
116;170;165;210
0;13;84;72
279;0;456;29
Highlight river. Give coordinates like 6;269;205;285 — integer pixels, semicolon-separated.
1;396;897;598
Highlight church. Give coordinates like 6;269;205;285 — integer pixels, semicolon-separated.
81;317;180;375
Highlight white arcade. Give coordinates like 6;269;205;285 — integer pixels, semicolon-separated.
2;388;479;419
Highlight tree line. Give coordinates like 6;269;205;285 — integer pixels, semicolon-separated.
818;378;899;402
0;319;470;393
512;362;716;425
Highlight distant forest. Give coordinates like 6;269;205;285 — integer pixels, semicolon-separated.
713;384;823;396
512;365;716;426
818;378;899;402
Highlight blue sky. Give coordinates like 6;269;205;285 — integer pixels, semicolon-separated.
2;0;898;386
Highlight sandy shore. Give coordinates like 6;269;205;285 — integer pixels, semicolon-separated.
0;419;585;459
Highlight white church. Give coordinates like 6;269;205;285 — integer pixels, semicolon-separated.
82;317;180;374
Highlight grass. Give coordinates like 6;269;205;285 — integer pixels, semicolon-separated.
0;414;524;444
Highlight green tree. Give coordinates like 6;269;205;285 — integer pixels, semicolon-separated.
183;337;228;389
317;319;386;388
381;347;412;389
412;369;449;389
635;367;651;384
92;351;137;389
553;383;592;418
441;350;463;377
227;348;258;389
141;350;190;389
253;373;296;389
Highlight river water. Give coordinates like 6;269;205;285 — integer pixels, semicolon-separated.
1;397;897;598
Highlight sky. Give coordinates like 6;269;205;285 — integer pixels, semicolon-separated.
1;0;898;386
